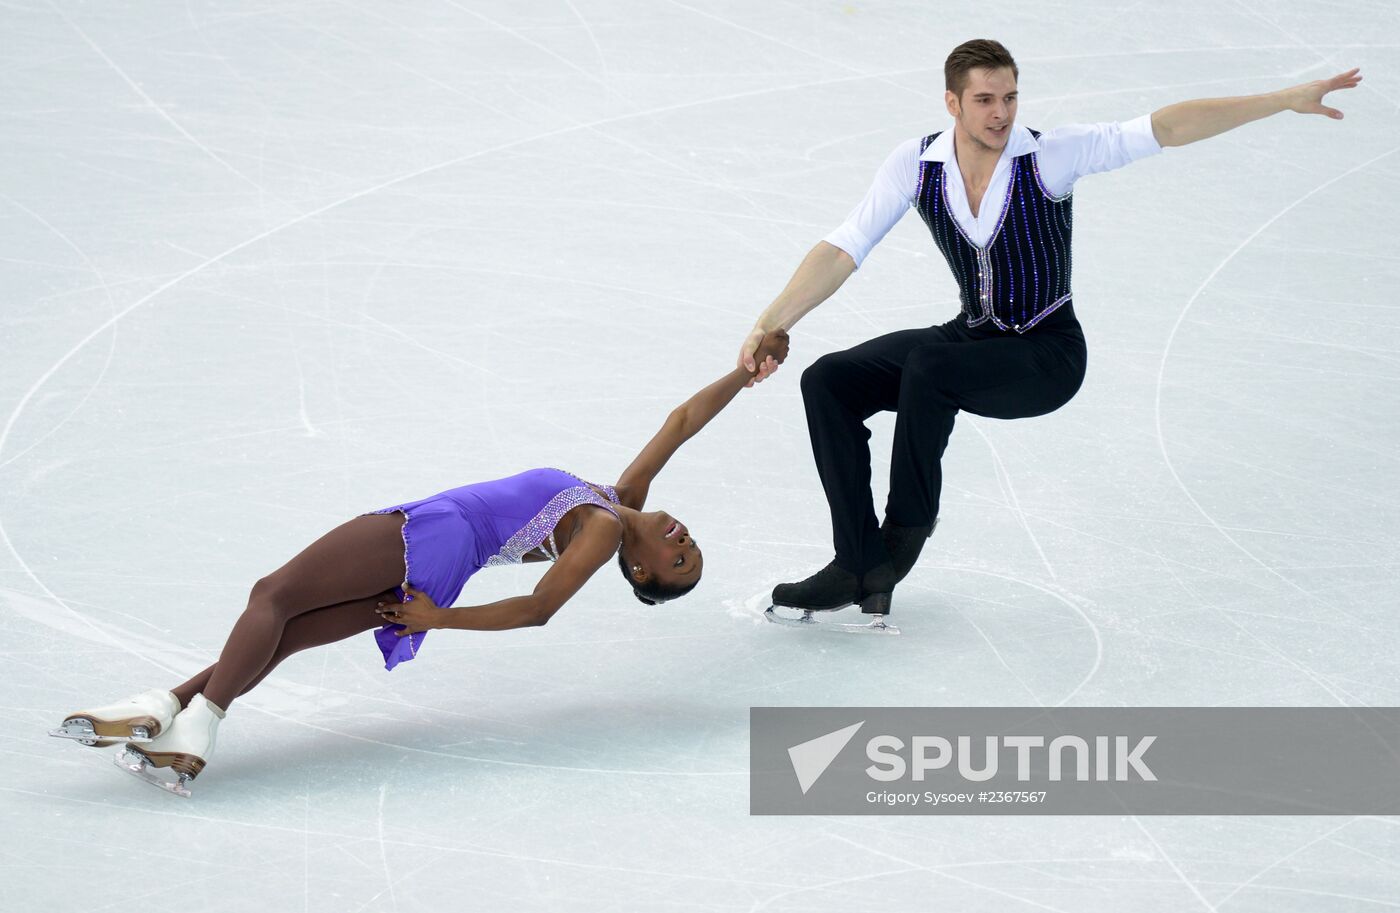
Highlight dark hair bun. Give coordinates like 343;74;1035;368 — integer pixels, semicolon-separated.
634;591;658;606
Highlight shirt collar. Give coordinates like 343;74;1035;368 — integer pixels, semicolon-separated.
919;124;1039;164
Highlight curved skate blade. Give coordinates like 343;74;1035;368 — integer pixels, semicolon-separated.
764;605;900;635
113;747;193;799
48;721;121;747
49;717;155;746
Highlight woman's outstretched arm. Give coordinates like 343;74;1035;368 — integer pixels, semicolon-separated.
614;330;789;510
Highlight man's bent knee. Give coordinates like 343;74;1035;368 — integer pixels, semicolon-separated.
801;353;850;398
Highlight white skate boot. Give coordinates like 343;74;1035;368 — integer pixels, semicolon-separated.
114;693;224;798
50;688;181;747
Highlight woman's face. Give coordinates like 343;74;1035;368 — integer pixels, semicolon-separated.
630;510;703;588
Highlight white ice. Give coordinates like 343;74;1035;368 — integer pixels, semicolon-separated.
3;1;1399;910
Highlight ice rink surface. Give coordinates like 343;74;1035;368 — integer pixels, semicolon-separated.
4;1;1399;910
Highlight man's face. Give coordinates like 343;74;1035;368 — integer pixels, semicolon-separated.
946;66;1019;153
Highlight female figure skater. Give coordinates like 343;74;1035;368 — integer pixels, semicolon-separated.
50;332;789;797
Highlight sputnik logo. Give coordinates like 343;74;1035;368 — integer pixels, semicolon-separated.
787;721;865;795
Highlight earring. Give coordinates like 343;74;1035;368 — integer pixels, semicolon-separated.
632;566;642;574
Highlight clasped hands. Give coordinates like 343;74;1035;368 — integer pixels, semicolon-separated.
742;328;791;388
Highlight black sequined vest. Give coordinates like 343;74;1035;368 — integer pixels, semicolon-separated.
914;130;1073;333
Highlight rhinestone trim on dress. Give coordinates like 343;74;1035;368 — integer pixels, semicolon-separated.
483;471;621;567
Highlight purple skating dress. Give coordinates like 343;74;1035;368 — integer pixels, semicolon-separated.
364;468;621;670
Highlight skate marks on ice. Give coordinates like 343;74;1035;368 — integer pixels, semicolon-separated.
730;564;1103;706
1152;143;1400;593
1151;145;1400;709
11;573;749;785
56;691;748;799
222;701;750;781
0;585;201;694
964;416;1059;581
3;583;336;722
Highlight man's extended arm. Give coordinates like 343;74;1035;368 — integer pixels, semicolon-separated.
738;138;921;379
1150;68;1361;147
738;242;854;375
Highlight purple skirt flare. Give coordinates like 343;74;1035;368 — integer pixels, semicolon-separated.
361;469;621;671
364;500;483;671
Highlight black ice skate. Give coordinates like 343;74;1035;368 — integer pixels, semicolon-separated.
882;517;938;584
765;560;900;634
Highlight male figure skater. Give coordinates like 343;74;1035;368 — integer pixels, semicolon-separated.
738;38;1361;625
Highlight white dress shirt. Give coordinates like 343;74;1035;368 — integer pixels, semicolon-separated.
824;114;1163;267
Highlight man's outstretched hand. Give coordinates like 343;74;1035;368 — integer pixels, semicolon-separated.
1287;67;1362;119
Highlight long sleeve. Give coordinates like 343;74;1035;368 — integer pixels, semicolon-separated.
1034;113;1163;198
821;136;922;268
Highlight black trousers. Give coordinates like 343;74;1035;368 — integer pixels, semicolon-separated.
800;302;1088;574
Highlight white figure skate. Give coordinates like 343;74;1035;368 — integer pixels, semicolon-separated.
114;693;224;798
49;688;181;747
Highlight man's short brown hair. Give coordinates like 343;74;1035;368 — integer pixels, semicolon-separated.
944;39;1019;100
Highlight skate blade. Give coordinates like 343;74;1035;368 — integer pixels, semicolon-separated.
113;748;194;799
764;605;900;635
49;719;154;747
48;727;121;748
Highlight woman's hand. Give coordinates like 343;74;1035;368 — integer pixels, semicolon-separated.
739;327;785;388
375;584;440;636
753;329;789;368
746;329;790;386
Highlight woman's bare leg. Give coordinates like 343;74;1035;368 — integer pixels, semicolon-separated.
194;513;407;710
170;587;402;707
